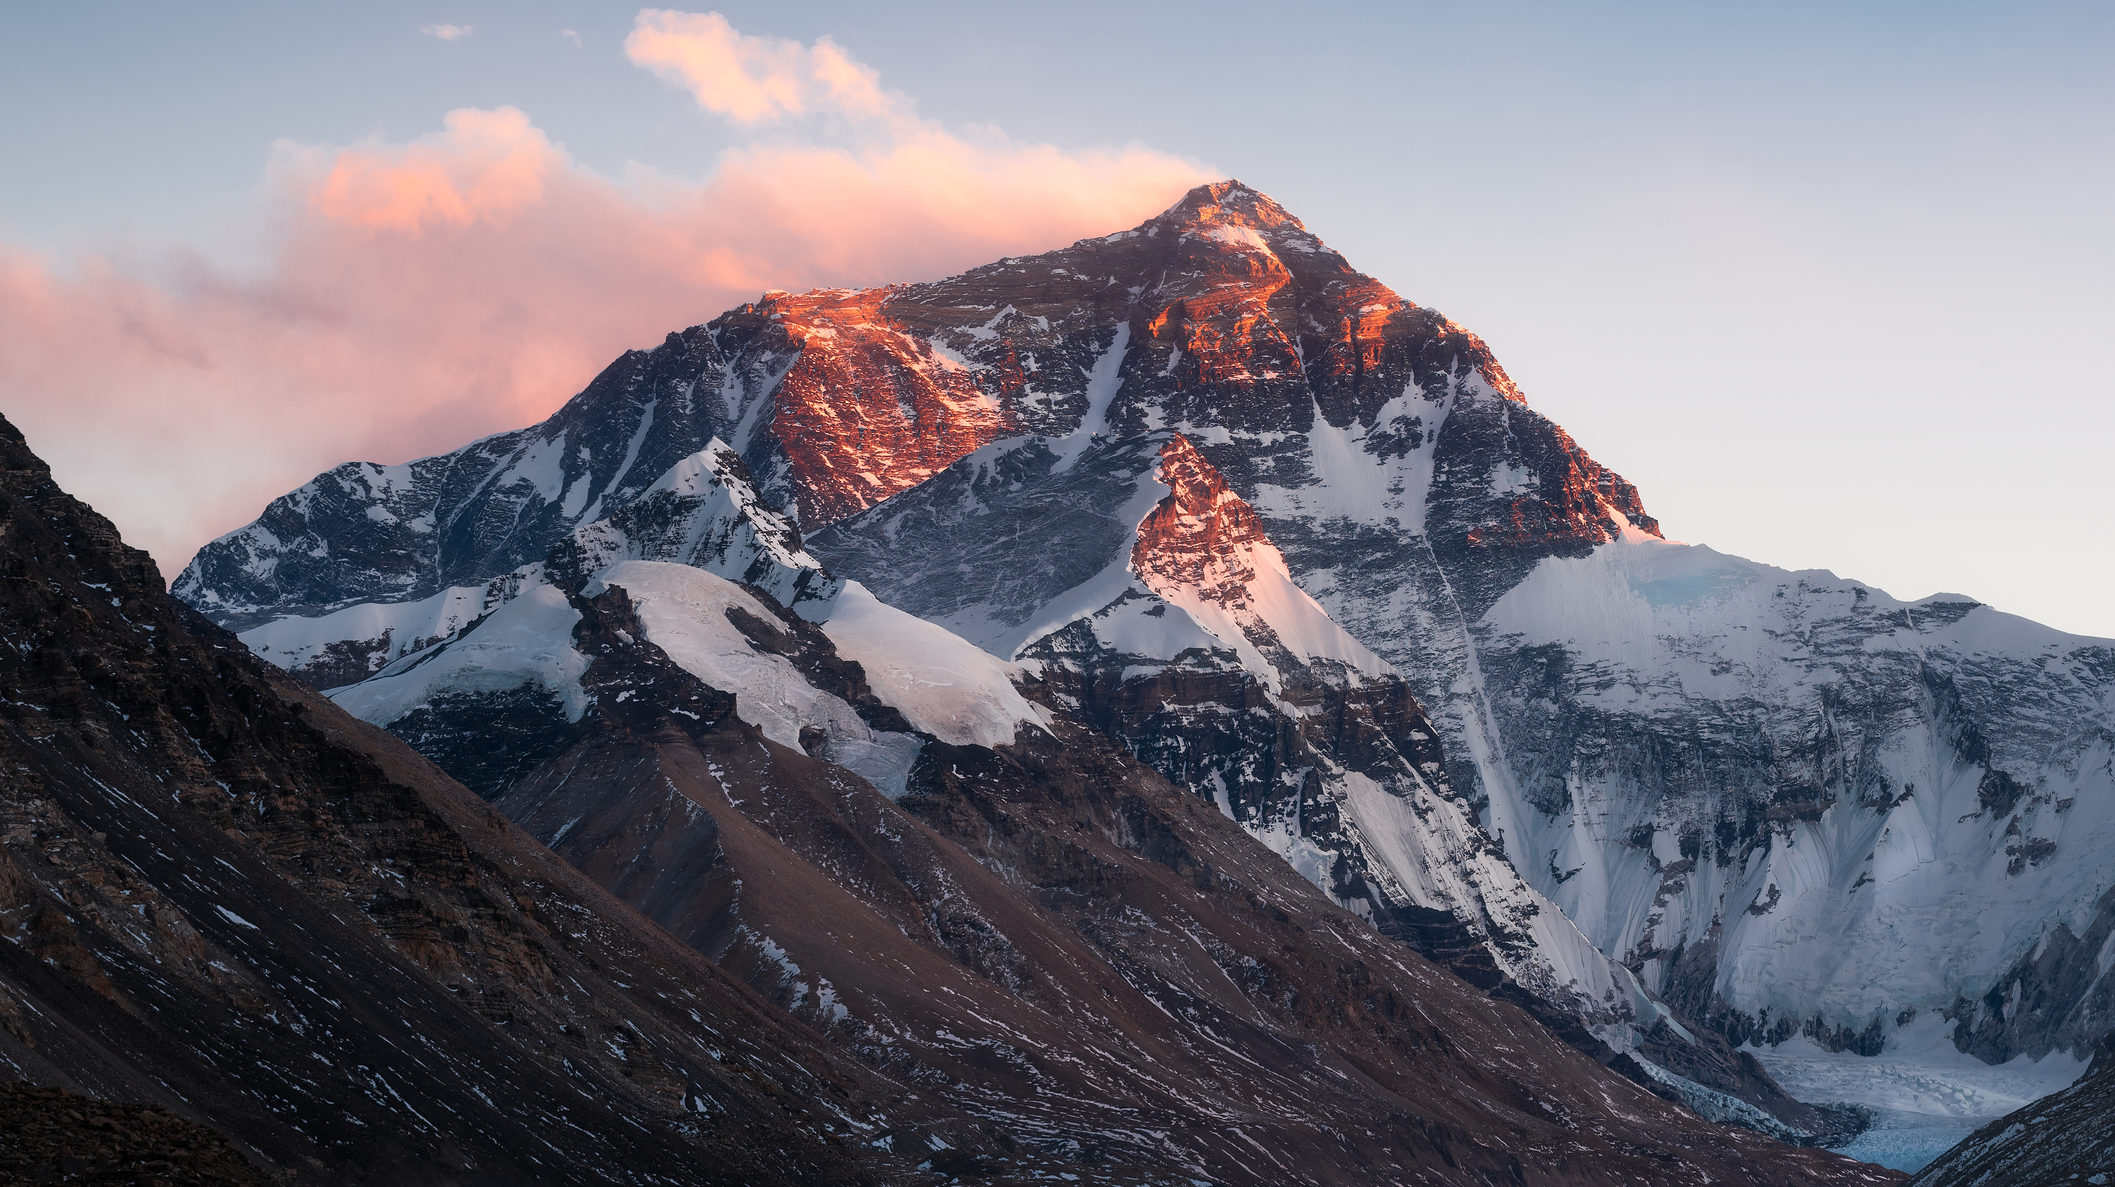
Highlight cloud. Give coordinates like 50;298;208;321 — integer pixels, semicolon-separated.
562;29;582;47
624;9;898;124
421;23;473;41
309;107;558;232
0;11;1210;582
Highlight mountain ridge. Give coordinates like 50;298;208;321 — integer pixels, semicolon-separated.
0;411;934;1184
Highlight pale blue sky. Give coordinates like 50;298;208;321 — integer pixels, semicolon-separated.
4;1;2111;634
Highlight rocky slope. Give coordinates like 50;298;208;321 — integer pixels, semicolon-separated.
179;180;2115;1134
299;454;1896;1183
0;412;960;1184
1909;1035;2115;1185
0;1083;277;1185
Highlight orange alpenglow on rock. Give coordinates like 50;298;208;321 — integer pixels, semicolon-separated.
756;287;1020;525
1131;432;1276;612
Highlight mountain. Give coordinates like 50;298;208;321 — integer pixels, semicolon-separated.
177;180;2115;1154
804;422;1843;1136
177;186;1687;1061
244;437;1894;1183
0;411;981;1183
175;182;1649;632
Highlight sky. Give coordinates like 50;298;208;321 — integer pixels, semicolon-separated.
2;1;2110;637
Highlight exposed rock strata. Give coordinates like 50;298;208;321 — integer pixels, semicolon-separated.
0;1083;276;1186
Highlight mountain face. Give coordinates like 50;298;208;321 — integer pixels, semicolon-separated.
244;444;1893;1183
185;181;1676;1056
805;418;1865;1141
1469;538;2115;1066
178;179;2114;1143
810;432;1641;1024
0;412;965;1184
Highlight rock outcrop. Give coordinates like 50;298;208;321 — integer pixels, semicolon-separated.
0;1083;275;1186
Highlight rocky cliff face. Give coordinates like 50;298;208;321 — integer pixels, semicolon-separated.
0;412;952;1185
179;179;2115;1123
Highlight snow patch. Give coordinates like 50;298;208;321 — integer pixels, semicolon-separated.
1051;323;1131;474
822;581;1051;749
332;581;591;725
595;562;923;797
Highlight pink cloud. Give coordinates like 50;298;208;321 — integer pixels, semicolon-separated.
311;107;557;231
0;13;1211;582
624;9;897;124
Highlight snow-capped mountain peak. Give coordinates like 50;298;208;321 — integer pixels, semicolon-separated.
1145;179;1325;257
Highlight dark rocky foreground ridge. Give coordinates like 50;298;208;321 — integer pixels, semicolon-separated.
0;1082;276;1185
0;411;951;1183
0;417;1910;1180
